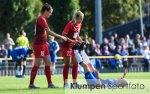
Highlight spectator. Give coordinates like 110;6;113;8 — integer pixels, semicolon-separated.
121;45;129;68
136;43;143;55
124;34;133;48
142;46;150;72
141;37;148;47
0;44;8;70
82;34;90;55
128;44;137;64
2;33;15;58
102;45;110;56
109;36;115;50
101;38;110;51
113;33;119;46
147;35;150;47
89;39;96;56
134;34;141;48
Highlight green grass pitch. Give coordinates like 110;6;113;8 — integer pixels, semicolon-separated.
0;72;150;94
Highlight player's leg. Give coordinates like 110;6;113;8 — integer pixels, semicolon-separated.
29;58;41;88
74;50;90;73
22;57;26;77
50;55;56;75
72;56;78;83
62;48;71;87
43;45;58;88
29;45;43;89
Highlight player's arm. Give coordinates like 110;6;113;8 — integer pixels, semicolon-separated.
46;28;67;41
54;42;60;54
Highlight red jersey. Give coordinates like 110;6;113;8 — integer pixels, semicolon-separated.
34;16;48;45
61;20;81;48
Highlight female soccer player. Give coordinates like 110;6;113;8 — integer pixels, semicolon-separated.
61;10;84;88
29;3;67;89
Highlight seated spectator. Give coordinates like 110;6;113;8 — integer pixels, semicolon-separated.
128;44;137;63
124;34;133;48
136;43;143;55
121;45;129;68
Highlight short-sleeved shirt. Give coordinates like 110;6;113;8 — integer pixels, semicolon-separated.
16;36;29;47
34;16;48;45
61;20;81;48
11;47;28;61
47;41;59;56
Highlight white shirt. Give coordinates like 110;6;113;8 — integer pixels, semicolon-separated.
142;50;150;59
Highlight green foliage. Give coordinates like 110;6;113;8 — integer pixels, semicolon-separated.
102;0;145;29
79;0;95;38
42;0;80;34
0;0;42;40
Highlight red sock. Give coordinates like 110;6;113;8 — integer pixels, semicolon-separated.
63;65;69;83
45;66;52;84
30;66;38;85
72;65;78;83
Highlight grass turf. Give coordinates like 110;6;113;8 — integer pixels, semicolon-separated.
0;72;150;94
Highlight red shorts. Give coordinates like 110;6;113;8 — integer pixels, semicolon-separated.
33;44;50;58
61;48;75;57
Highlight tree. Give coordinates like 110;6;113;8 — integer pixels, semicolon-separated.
79;0;146;39
0;0;42;41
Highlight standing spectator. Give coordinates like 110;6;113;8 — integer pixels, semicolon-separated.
47;36;60;75
0;44;8;70
3;33;15;58
142;46;150;72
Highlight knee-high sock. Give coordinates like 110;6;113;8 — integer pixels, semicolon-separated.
63;65;69;83
45;66;52;84
30;66;39;85
23;65;26;75
72;65;78;83
74;50;83;63
19;66;23;76
81;50;90;63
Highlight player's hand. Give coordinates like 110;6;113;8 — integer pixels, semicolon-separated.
73;40;80;44
61;36;67;41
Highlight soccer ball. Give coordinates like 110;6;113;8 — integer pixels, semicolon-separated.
114;54;122;60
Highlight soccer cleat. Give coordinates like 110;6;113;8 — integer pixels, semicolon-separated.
63;83;69;88
48;83;59;88
78;42;86;52
72;43;80;50
29;85;40;89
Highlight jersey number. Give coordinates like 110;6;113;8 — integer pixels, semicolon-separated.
41;51;44;56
